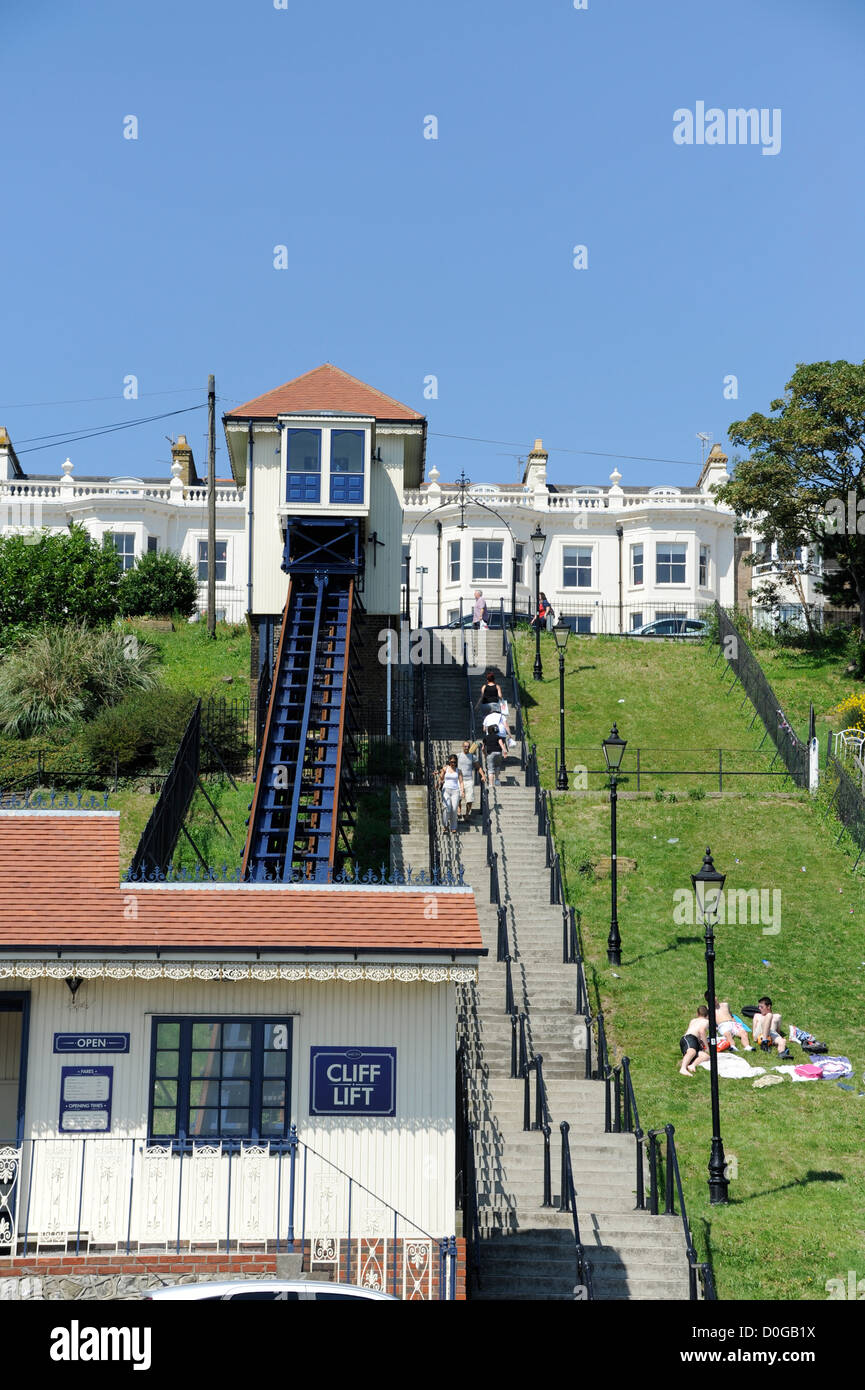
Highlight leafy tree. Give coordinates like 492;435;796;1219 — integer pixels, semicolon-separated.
713;361;865;639
0;525;121;642
119;548;199;619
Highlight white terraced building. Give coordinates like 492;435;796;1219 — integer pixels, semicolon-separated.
0;369;831;631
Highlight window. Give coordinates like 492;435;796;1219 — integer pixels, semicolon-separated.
109;532;135;573
699;545;710;587
149;1017;292;1145
513;542;525;584
146;536;159;555
447;608;460;625
656;543;687;584
472;539;503;582
575;615;592;634
197;539;227;583
563;545;592;589
631;544;643;587
329;430;364;504
286;429;321;503
448;540;461;584
630;612;643;631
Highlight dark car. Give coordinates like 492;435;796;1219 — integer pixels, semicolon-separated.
629;618;709;638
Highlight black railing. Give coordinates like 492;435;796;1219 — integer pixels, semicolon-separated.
825;741;865;868
503;607;526;765
559;1122;595;1299
516;1014;555;1217
716;604;809;788
648;1124;716;1300
456;1042;481;1292
128;700;201;878
606;1056;645;1210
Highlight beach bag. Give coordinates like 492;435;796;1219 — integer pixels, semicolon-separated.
794;1064;824;1079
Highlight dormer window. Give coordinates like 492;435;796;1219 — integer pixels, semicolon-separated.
286;429;321;503
329;430;364;504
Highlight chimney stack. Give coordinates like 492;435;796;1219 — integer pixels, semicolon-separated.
171;434;198;486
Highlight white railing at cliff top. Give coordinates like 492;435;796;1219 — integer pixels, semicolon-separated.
402;488;718;511
0;480;244;505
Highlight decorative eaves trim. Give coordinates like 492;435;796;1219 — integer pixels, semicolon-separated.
0;959;478;985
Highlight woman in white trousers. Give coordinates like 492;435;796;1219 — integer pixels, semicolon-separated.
439;755;464;833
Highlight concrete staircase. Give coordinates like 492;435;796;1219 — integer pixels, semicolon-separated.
423;636;692;1301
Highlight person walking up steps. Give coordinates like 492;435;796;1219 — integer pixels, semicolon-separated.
483;719;508;787
438;754;464;833
457;739;483;822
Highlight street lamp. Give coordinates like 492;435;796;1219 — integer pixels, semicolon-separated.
416;565;428;628
530;524;546;680
692;846;729;1206
602;723;627;965
553;621;571;789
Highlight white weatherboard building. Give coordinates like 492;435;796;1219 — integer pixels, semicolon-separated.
0;812;482;1298
0;366;832;635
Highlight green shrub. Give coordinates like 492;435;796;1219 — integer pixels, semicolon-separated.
119;549;199;619
688;787;706;801
654;787;665;802
0;624;159;736
81;687;199;775
0;525;121;642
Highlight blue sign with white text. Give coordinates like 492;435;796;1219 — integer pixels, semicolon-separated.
54;1033;130;1054
309;1047;397;1116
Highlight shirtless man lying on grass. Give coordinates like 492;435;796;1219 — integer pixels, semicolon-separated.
708;994;753;1051
679;1006;709;1075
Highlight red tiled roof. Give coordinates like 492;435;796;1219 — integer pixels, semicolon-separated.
225;364;425;423
0;815;482;954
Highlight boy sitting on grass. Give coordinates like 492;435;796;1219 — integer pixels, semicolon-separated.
679;1006;710;1076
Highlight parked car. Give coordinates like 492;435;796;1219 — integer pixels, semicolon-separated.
629;618;709;638
445;609;510;629
142;1279;397;1301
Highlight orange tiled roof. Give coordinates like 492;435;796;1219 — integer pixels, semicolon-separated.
225;364;425;423
0;814;482;954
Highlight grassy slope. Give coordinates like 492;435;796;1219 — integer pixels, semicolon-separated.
515;633;865;1300
121;619;250;697
170;781;254;875
747;642;854;741
515;630;773;792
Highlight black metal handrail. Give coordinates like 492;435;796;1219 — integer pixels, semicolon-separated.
503;609;526;764
456;1042;481;1292
559;1121;595;1299
647;1123;716;1300
606;1056;645;1211
517;1014;555;1215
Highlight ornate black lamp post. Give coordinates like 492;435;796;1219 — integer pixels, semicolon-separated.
553;621;571;789
602;723;627;965
692;847;730;1205
530;524;546;681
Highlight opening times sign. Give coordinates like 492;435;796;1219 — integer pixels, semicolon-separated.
309;1047;396;1116
59;1066;113;1133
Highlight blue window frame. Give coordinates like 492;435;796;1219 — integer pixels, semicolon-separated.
329;430;364;504
286;429;321;503
149;1017;293;1146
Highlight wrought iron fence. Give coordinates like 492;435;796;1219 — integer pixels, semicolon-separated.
824;741;865;869
716;604;809;789
128;700;201;879
0;1132;458;1299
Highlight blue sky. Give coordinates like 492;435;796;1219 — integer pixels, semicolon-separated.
1;0;863;488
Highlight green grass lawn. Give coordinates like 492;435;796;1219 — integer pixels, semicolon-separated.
549;791;865;1301
514;631;776;793
745;641;856;742
170;780;254;875
121;618;250;698
516;628;865;1299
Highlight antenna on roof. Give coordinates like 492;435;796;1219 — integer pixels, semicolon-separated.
696;432;712;468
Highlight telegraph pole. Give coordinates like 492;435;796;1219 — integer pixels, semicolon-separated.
207;374;216;638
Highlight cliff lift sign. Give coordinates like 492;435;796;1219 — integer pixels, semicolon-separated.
309;1047;396;1116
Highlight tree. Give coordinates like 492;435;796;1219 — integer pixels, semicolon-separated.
119;548;199;618
0;525;121;643
713;361;865;639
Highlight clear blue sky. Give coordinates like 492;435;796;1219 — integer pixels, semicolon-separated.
1;0;863;488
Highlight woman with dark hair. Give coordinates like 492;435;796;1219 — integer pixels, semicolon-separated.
531;592;554;632
477;670;503;719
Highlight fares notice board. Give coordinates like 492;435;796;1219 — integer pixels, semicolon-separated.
59;1066;113;1133
309;1047;396;1116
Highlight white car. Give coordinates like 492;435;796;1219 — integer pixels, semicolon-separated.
142;1279;397;1301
